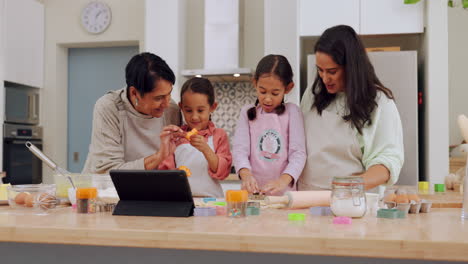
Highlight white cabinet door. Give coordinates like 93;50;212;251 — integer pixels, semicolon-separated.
360;0;424;35
4;0;44;88
299;0;360;36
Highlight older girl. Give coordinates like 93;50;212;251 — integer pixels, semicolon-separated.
233;55;306;196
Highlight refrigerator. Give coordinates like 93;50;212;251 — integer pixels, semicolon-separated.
306;51;418;185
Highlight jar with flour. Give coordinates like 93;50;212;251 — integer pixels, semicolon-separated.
331;176;367;218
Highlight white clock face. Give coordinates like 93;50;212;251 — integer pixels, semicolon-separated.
81;1;112;34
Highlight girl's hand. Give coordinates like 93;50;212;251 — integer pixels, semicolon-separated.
239;169;260;193
261;174;293;195
189;135;210;154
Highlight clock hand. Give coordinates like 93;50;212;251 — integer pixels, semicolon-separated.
95;10;103;20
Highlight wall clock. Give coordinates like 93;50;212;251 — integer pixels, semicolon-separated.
81;1;112;34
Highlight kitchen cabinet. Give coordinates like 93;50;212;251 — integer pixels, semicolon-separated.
299;0;360;36
360;0;424;35
299;0;424;36
4;0;44;88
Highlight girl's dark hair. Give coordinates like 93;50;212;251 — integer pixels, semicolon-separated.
310;25;394;134
180;77;215;106
247;54;293;121
125;52;175;96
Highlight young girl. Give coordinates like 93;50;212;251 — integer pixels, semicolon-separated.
233;54;306;196
158;77;232;198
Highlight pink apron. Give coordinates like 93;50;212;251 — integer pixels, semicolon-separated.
249;109;294;195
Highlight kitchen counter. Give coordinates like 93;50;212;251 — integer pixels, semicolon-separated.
0;206;467;262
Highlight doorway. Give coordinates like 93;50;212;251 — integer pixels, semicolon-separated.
67;46;139;172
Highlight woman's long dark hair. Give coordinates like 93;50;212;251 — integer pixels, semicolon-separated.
310;25;394;134
247;54;293;121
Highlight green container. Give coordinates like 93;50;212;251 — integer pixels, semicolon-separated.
246;206;260;216
377;209;399;219
404;0;420;4
214;201;226;206
377;208;406;219
434;184;446;193
288;213;305;221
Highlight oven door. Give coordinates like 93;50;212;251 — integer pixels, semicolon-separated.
3;138;42;184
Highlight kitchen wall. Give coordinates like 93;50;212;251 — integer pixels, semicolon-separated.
42;0;144;183
211;81;257;146
424;0;449;184
448;7;468;146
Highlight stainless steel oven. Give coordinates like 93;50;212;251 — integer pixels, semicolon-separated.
5;83;39;125
3;124;43;184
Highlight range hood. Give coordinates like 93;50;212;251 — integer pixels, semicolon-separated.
181;0;252;82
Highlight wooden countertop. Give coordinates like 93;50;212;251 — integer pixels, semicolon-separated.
0;207;468;261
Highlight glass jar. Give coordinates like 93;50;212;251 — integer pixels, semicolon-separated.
225;190;248;218
330;176;366;218
76;187;97;214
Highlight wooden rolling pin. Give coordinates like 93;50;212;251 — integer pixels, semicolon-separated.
265;191;331;209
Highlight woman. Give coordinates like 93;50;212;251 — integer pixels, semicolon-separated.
299;25;404;191
82;52;182;174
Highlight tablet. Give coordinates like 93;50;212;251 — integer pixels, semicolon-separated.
109;170;195;217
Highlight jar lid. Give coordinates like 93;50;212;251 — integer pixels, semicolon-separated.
225;190;248;202
76;187;97;199
331;176;364;186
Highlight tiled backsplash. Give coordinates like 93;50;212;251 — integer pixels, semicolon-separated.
211;82;257;145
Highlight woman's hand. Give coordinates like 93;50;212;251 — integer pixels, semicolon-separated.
261;174;293;195
239;168;259;193
145;125;183;170
159;125;183;159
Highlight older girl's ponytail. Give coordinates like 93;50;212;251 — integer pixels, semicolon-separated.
247;99;285;121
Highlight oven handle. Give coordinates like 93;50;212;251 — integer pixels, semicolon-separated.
11;139;41;144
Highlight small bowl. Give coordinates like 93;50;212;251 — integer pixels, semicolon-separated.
7;184;57;213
